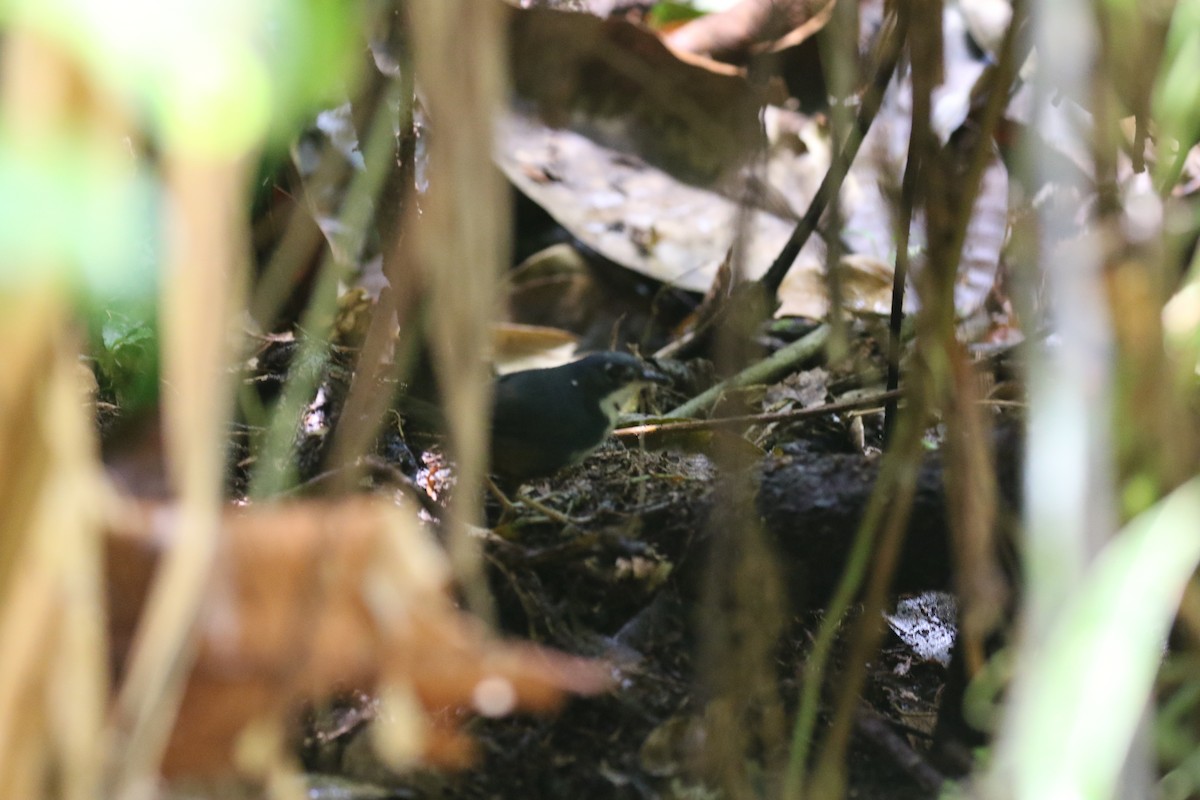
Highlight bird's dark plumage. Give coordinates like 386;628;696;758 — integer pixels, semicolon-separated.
489;352;667;484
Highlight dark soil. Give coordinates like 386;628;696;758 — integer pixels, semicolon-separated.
291;408;1022;799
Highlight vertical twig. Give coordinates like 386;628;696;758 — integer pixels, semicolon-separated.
409;0;510;620
760;6;908;301
112;153;250;793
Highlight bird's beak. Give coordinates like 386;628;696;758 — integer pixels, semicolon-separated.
638;363;670;386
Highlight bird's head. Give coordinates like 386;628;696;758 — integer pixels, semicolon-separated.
566;352;669;425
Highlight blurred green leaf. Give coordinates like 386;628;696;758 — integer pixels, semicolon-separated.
91;305;159;411
1;0;361;154
989;478;1200;800
0;136;159;299
647;1;705;27
1153;0;1200;156
0;0;363;322
685;0;741;11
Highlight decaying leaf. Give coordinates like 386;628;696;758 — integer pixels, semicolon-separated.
509;4;769;185
493;322;580;373
501;4;1009;323
496;111;828;298
105;497;612;777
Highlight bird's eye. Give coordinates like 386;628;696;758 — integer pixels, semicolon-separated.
602;358;642;385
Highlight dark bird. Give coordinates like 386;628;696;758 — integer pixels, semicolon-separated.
489;352;668;485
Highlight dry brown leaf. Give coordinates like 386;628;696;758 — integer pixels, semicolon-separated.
105;497;612;778
493;322;580;373
509;4;768;185
497;112;828;298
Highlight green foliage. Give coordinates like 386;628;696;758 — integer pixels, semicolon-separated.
0;0;363;407
91;305;159;413
0;0;361;292
0;0;361;155
647;2;706;27
0;138;160;297
1154;0;1200;168
653;0;740;15
988;480;1200;799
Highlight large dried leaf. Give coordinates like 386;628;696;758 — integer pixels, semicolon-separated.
500;4;1009;322
497;111;828;301
509;5;768;185
105;497;611;777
